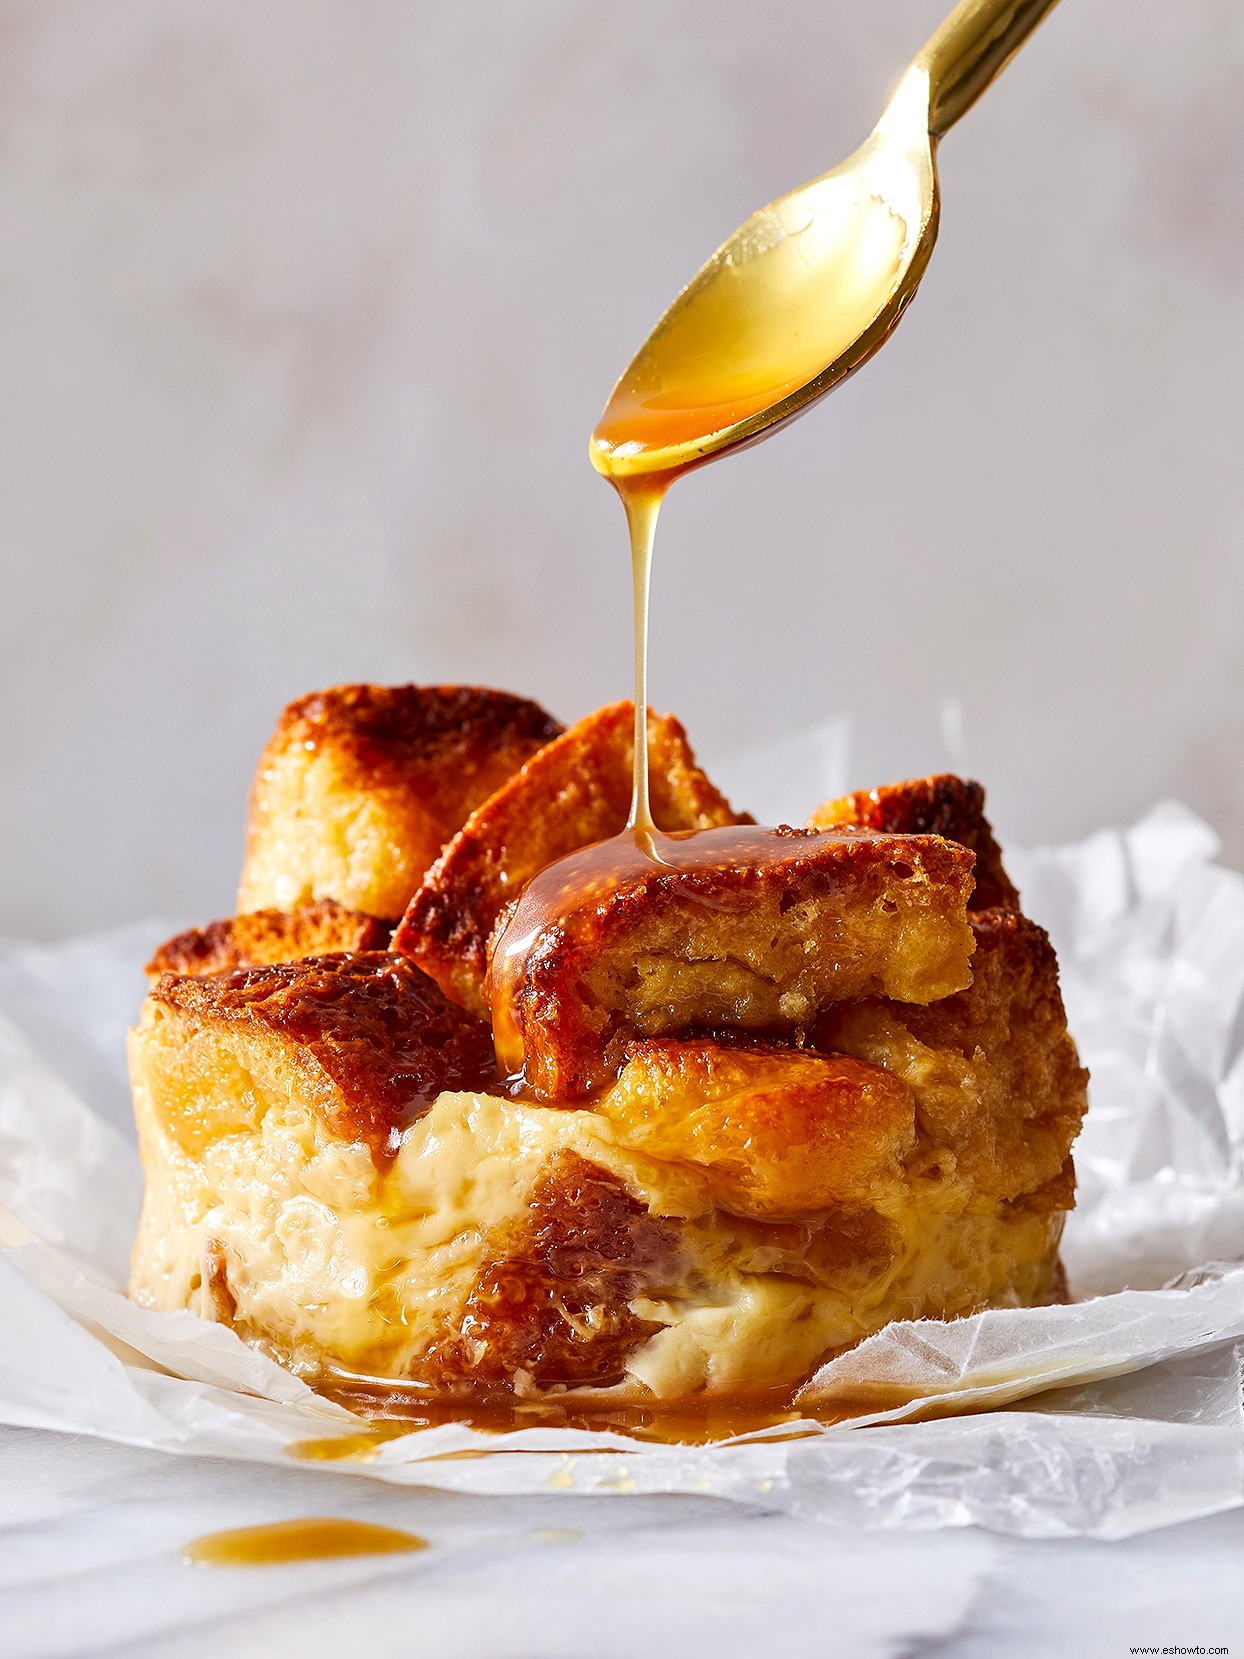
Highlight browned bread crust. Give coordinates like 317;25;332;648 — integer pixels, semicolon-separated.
146;900;391;980
489;825;977;1100
393;701;748;1017
143;951;498;1158
237;684;563;920
814;907;1088;1207
808;774;1019;912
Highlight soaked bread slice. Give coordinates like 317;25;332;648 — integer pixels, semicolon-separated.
814;907;1088;1206
237;684;563;921
134;952;497;1160
808;774;1019;911
489;824;977;1100
146;900;391;980
393;701;748;1017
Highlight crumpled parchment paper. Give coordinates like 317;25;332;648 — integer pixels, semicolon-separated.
2;791;1243;1539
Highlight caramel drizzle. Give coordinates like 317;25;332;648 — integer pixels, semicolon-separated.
618;477;669;834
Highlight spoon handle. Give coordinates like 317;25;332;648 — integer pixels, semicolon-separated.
918;0;1063;138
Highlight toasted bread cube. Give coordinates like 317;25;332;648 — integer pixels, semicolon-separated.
489;825;977;1100
237;684;563;920
146;900;391;980
133;952;497;1159
599;1039;916;1221
393;700;748;1017
814;907;1088;1207
809;774;1019;911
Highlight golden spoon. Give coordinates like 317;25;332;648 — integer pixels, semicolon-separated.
590;0;1064;482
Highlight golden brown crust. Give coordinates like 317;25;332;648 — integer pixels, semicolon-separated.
146;901;391;979
237;684;563;920
393;701;750;1017
808;775;1020;912
599;1038;916;1221
489;825;977;1100
147;951;498;1156
268;683;563;800
414;1151;686;1392
814;908;1088;1208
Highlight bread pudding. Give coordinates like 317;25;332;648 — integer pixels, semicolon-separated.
129;684;1087;1404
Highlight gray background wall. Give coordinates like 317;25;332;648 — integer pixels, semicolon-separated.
2;0;1242;939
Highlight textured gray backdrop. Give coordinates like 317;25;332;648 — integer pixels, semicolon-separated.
2;0;1241;938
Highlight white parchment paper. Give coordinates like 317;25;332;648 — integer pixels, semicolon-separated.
2;795;1243;1538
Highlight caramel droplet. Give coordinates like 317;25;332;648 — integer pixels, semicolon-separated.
182;1517;429;1567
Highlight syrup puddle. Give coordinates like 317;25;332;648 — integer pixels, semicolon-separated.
284;1383;868;1462
280;1378;1024;1479
182;1517;429;1568
279;1360;1044;1473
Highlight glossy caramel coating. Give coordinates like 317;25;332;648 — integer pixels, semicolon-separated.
146;900;391;979
599;1039;916;1221
393;700;748;1016
238;684;563;920
489;824;977;1100
808;774;1019;912
815;907;1088;1206
142;951;497;1157
415;1151;685;1391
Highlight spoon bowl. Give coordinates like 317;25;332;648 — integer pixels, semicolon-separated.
590;0;1062;483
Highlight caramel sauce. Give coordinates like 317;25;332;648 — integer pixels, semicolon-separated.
181;1517;428;1567
588;182;910;481
310;1379;859;1446
287;1430;398;1464
286;1377;1016;1463
285;1375;1006;1462
620;477;665;832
